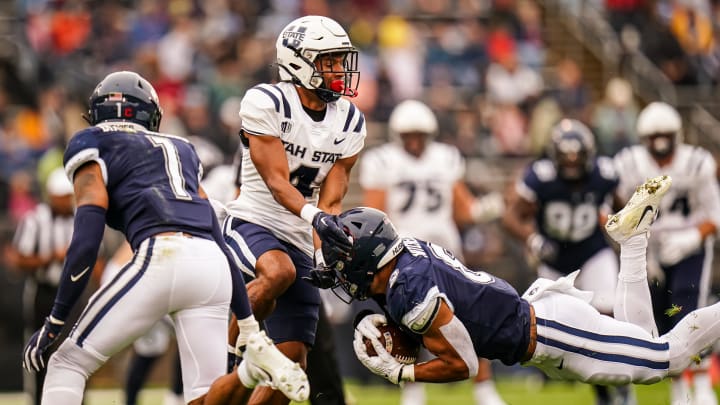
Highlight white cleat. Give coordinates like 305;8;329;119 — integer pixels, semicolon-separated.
239;330;309;402
605;175;672;243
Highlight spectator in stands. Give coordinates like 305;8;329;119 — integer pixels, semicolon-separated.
637;1;699;84
669;0;716;85
484;29;543;156
545;57;592;122
590;77;639;156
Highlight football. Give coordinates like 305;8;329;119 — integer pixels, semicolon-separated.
363;321;421;365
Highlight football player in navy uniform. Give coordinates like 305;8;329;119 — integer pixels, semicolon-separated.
359;99;506;405
205;15;363;405
21;71;309;405
614;101;720;405
320;177;720;391
502;119;628;404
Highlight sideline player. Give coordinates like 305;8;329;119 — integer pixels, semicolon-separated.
21;71;308;405
207;15;364;405
359;99;505;405
614;101;720;405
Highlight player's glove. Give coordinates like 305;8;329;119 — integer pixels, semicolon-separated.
353;329;414;384
312;212;353;255
658;228;702;266
23;316;64;372
354;311;386;341
304;249;338;289
527;232;558;262
471;192;505;223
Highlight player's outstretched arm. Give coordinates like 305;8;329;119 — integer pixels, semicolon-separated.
415;300;478;383
24;162;108;372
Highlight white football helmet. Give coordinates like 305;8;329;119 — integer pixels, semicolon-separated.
636;101;682;158
388;99;438;141
276;15;359;103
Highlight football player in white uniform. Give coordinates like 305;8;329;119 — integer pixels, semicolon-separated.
206;15;365;405
613;102;720;405
359;100;505;405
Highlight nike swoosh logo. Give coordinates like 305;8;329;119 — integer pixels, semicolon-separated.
635;205;654;229
333;138;346;145
70;266;90;282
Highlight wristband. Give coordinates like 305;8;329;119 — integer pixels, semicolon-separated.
400;364;415;382
300;204;322;224
314;249;325;267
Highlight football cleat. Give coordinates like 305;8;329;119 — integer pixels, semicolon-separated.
239;330;309;402
605;175;672;243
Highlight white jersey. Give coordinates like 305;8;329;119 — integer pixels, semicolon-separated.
225;82;366;255
359;141;464;253
614;144;720;235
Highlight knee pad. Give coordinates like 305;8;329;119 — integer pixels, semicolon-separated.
49;339;106;378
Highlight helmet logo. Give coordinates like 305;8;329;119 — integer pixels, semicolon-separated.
282;26;307;50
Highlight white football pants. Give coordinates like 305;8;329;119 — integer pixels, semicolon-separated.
41;234;232;404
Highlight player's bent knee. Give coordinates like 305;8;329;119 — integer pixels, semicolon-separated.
48;339;106;378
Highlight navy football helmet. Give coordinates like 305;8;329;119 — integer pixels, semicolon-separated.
85;71;162;131
547;119;596;181
322;207;403;302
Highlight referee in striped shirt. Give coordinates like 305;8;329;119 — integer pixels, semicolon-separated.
7;168;75;405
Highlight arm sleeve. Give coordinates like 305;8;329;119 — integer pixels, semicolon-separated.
50;205;106;321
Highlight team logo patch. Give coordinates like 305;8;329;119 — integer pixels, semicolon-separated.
281;121;292;133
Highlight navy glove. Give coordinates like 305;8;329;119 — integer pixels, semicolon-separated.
305;267;337;289
312;212;352;255
304;248;337;289
227;344;238;373
23;316;64;372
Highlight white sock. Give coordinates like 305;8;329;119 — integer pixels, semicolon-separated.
693;371;718;404
473;380;506;405
614;234;658;336
401;382;426;405
671;376;692;405
235;316;260;355
41;365;87;405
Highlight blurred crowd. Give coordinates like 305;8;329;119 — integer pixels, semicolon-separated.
0;0;718;231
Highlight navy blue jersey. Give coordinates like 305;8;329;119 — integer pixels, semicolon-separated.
384;238;532;365
63;122;215;249
517;157;619;274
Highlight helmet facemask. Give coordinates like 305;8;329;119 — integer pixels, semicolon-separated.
642;132;676;159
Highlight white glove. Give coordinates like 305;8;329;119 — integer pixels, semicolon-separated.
353;329;414;384
527;232;558;262
355;313;387;340
658;228;702;266
471;192;505;223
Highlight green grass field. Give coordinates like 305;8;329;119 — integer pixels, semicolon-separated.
0;378;706;405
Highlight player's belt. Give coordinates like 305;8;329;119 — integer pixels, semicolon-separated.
155;231;195;238
521;304;537;362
